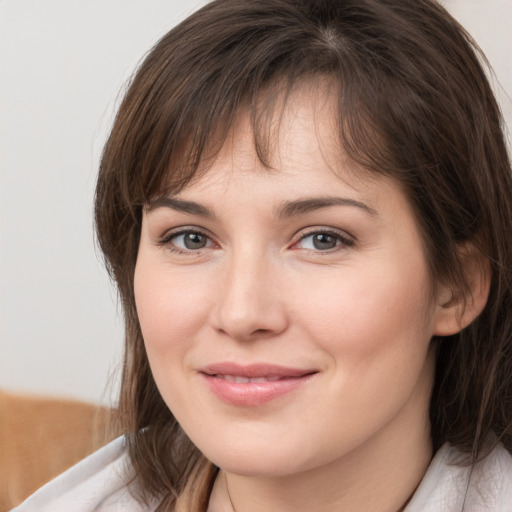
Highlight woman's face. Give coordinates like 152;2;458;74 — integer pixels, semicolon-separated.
135;82;447;478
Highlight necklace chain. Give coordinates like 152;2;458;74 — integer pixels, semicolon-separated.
223;471;412;512
224;472;238;512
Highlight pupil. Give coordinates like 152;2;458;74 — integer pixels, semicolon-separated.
313;233;336;250
184;233;206;249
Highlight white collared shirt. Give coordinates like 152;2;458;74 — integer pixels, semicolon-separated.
12;437;512;511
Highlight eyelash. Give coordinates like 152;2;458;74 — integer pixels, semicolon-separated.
157;227;355;255
157;228;215;255
292;228;355;253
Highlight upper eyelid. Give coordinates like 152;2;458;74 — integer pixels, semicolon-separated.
157;228;217;255
293;226;355;242
290;229;356;253
156;225;355;249
159;225;213;241
156;228;218;254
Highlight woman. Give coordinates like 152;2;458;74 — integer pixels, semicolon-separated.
14;0;512;510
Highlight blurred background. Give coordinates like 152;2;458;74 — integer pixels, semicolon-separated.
1;0;511;407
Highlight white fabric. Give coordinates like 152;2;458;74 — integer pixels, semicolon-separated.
405;442;512;511
10;437;158;512
12;437;512;511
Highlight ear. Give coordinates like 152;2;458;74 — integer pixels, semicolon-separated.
433;244;491;336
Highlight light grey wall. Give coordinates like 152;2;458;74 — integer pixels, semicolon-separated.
0;0;208;405
1;0;511;406
446;0;512;142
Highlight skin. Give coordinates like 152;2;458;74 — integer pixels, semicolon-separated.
134;81;481;511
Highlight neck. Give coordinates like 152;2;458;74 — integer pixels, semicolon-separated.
216;432;431;512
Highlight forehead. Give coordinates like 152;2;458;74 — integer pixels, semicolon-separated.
181;78;379;195
155;74;393;208
159;79;406;222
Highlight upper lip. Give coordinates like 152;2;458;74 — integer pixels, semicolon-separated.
199;362;317;379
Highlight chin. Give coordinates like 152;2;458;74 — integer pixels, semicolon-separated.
191;428;329;478
209;449;308;477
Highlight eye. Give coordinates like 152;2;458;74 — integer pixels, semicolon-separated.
161;229;214;252
294;230;354;252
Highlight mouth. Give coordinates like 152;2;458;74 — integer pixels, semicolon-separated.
212;375;288;383
199;363;318;406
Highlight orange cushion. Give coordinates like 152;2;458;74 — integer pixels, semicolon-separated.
0;390;114;510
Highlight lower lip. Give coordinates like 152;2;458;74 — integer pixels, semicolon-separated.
201;374;314;406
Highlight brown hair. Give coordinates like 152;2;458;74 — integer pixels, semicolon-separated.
95;0;512;507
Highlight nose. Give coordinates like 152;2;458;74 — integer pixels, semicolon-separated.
211;249;289;342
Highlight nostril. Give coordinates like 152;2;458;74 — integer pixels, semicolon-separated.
253;328;270;335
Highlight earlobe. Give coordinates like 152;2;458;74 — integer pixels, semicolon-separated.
433;245;491;336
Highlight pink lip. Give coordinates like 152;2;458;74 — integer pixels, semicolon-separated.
199;363;317;406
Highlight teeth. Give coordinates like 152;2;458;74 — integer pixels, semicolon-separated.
225;376;250;383
218;375;281;383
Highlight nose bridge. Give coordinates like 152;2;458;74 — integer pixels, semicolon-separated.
214;241;287;340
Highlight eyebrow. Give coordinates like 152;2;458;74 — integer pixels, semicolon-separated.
146;197;215;218
275;196;377;218
147;195;377;219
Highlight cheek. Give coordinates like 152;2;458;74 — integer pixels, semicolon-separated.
133;258;216;412
134;257;211;355
290;265;435;440
293;259;435;372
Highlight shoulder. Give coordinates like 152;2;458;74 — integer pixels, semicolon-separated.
10;436;160;512
406;442;512;511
